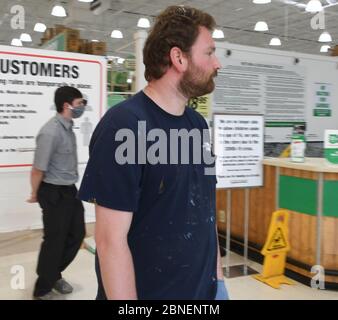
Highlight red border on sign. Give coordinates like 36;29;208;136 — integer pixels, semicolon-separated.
0;50;104;168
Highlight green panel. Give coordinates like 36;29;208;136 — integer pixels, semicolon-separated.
324;149;338;164
266;121;306;128
323;181;338;218
107;94;126;109
42;33;66;51
313;109;331;117
316;91;329;96
279;176;317;215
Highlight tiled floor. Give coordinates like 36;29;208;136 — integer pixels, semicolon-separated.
224;253;338;300
0;249;97;300
0;230;337;300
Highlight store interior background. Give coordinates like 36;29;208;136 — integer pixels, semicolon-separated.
1;0;338;299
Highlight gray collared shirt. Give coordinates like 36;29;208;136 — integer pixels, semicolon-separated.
33;113;78;185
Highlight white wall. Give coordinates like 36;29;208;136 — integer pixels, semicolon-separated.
214;42;338;142
0;165;95;233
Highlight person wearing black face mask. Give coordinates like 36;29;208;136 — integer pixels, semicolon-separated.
67;99;87;119
27;86;86;300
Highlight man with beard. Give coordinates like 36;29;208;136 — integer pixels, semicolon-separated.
79;5;228;300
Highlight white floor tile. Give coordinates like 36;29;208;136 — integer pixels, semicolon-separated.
0;249;337;300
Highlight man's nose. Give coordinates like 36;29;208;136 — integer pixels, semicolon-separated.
214;56;222;70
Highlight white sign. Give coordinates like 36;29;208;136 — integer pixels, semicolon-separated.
313;83;332;118
213;114;264;189
213;59;306;143
324;129;338;164
0;45;107;169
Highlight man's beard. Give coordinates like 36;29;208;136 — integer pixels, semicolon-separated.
178;62;217;99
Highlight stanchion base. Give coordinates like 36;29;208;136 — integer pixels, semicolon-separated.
223;265;259;279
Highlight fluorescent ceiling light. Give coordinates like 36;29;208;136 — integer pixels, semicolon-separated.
305;0;323;13
11;38;22;46
111;29;123;39
320;45;330;52
91;39;99;42
78;0;94;2
137;18;150;28
34;23;47;32
212;29;225;39
254;21;269;31
51;5;67;17
20;33;32;42
253;0;271;4
318;31;332;42
269;37;281;46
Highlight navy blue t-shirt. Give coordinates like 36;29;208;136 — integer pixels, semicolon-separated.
79;91;218;300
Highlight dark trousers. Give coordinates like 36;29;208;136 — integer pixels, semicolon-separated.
33;181;85;297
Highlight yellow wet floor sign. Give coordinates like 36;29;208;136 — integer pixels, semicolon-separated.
253;210;294;289
266;228;287;251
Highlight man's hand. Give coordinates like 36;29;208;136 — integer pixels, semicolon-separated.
28;167;44;204
26;193;37;203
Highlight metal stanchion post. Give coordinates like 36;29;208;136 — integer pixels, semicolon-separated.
243;188;249;275
316;172;323;266
276;167;280;211
224;187;258;278
226;189;231;277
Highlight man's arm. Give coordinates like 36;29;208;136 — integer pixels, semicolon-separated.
95;204;137;300
28;131;57;203
27;167;44;203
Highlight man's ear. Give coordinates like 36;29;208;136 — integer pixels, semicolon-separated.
62;102;69;112
169;47;187;72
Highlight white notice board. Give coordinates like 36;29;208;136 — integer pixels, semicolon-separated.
0;45;107;170
213;114;264;189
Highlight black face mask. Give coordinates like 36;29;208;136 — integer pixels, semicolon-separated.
68;105;85;119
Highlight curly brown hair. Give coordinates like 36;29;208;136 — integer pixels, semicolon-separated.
143;6;216;81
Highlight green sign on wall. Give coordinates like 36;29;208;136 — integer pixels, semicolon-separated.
324;130;338;164
313;83;332;118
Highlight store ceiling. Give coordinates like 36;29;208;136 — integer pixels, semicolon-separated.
0;0;337;58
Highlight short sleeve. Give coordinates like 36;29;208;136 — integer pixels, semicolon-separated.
78;110;143;212
33;133;57;171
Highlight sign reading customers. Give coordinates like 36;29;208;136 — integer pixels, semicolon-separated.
0;45;107;169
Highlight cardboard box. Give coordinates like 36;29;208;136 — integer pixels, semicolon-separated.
87;41;107;55
330;45;338;56
55;25;80;40
79;39;89;53
55;24;67;35
67;39;81;52
44;27;56;40
40;37;49;45
66;29;80;41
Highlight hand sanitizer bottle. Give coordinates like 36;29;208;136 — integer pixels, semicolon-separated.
291;125;306;163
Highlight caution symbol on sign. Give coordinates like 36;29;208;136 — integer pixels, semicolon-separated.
266;227;287;251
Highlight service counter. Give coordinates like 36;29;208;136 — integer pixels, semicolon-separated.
216;157;338;288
